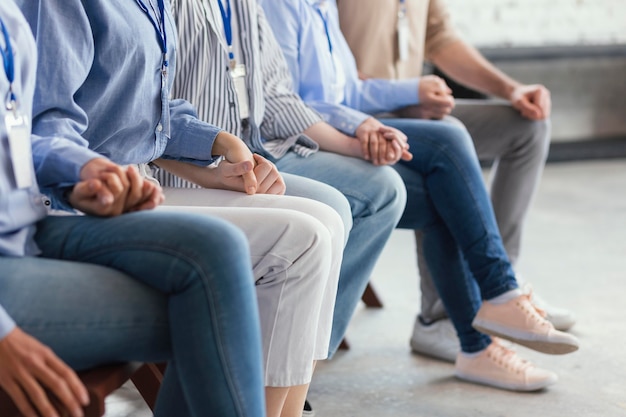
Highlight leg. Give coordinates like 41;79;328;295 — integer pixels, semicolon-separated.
159;187;345;374
450;99;550;265
5;211;266;417
274;152;407;356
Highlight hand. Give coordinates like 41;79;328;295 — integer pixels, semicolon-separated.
211;131;258;194
509;84;551;120
414;75;455;119
250;154;285;195
355;118;411;165
378;125;413;162
71;161;164;216
0;328;89;417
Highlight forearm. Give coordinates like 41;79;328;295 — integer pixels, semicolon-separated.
430;40;521;100
152;159;222;189
304;122;362;158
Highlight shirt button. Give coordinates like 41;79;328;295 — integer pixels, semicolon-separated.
156;124;163;132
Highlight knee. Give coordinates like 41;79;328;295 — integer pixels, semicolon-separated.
524;118;551;160
361;166;407;219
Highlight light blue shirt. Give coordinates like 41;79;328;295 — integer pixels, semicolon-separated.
259;0;420;135
0;0;47;339
16;0;223;196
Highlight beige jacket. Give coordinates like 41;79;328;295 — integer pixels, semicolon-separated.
337;0;460;79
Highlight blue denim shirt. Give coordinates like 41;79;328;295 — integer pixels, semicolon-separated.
0;0;48;339
16;0;223;194
259;0;420;135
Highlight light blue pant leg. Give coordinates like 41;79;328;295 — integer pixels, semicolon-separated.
275;152;406;356
31;212;266;417
386;118;518;353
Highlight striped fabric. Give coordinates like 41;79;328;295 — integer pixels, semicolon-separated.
155;0;323;188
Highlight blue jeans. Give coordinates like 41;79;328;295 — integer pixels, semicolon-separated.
273;151;406;356
385;118;519;353
0;211;265;417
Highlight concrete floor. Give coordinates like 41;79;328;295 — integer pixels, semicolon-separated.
105;158;626;417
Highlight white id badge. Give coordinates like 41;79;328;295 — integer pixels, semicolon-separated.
397;13;410;62
6;112;34;189
231;64;250;119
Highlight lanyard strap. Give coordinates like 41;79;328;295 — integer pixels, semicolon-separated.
217;0;235;62
0;18;16;105
315;1;333;54
135;0;169;70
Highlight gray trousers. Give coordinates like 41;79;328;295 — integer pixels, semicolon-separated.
414;99;551;321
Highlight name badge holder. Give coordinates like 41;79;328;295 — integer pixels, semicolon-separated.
218;0;250;119
397;0;410;61
1;19;33;189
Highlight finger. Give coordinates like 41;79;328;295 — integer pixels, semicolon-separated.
369;132;380;165
47;356;89;410
18;370;61;417
265;180;286;195
241;170;258;195
220;160;254;179
358;131;371;161
123;165;144;210
3;379;39;417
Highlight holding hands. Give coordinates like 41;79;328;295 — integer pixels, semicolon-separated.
69;159;164;216
154;131;286;195
355;117;412;165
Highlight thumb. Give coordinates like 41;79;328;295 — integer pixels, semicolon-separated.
221;160;254;178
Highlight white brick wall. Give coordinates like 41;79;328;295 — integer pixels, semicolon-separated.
445;0;626;48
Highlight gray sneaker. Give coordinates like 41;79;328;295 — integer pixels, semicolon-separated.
409;316;460;363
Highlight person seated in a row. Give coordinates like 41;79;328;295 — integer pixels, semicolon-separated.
259;0;579;394
8;1;349;416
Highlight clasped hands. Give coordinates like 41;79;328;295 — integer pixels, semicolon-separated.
355;117;412;165
69;159;164;216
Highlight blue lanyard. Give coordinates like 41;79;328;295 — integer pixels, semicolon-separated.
135;0;169;70
0;18;16;105
218;0;235;62
315;1;333;54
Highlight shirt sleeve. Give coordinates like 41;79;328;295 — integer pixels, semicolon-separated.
0;304;16;341
163;99;223;166
424;0;461;60
20;0;107;190
257;5;322;140
356;77;420;115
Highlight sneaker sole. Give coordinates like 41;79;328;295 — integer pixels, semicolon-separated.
455;369;558;392
472;320;579;355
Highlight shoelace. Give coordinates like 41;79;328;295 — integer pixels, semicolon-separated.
516;293;552;328
487;342;533;374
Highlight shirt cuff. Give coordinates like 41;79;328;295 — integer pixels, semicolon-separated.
0;305;16;340
389;78;421;107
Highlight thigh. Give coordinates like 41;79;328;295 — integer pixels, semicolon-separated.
275;151;405;218
162;179;350;245
450;98;541;159
0;256;170;370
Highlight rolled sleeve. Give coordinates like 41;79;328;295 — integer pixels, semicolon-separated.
360;78;420;114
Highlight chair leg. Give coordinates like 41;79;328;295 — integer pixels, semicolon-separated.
362;282;383;308
131;363;166;412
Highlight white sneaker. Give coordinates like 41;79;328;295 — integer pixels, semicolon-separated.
520;282;577;331
455;341;558;391
410;316;460;363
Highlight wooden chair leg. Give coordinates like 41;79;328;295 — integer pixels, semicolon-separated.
361;282;383;308
131;362;167;411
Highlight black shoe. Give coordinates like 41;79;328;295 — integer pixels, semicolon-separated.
303;399;315;416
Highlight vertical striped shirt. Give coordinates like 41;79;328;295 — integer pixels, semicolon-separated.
156;0;323;187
